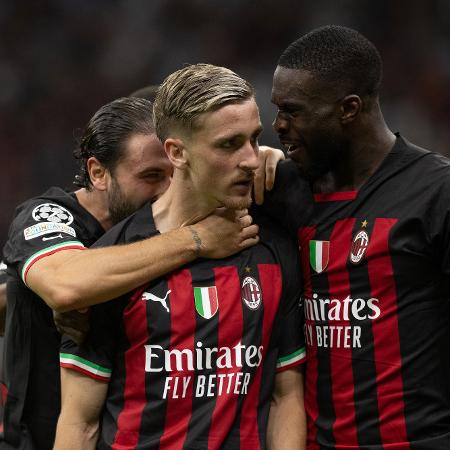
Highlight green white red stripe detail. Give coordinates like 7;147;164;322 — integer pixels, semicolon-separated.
60;352;111;382
21;241;86;284
194;286;218;319
276;347;306;371
309;240;330;273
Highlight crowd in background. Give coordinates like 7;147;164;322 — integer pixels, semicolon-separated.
1;0;449;248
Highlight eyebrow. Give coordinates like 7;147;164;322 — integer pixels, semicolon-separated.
215;125;263;141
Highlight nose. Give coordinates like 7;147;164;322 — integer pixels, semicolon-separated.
239;141;260;172
272;110;289;134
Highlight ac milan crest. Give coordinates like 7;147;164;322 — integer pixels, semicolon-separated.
349;228;369;264
241;276;262;310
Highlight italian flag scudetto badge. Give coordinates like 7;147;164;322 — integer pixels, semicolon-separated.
309;240;330;273
194;286;219;319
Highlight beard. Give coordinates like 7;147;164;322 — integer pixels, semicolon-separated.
107;179;142;225
295;134;349;182
219;190;253;210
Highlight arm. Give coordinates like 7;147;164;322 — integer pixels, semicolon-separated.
267;368;306;450
53;368;108;450
253;145;285;205
27;208;258;312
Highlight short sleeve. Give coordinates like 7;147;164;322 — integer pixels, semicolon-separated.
59;299;123;382
275;252;306;372
3;197;87;284
259;220;306;372
0;260;7;284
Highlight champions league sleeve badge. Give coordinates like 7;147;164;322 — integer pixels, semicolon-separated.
23;203;76;240
32;203;74;224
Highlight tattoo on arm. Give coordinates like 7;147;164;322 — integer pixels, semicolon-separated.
188;226;202;255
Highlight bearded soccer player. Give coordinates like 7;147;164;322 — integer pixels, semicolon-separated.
54;64;306;450
1;97;258;450
260;25;450;449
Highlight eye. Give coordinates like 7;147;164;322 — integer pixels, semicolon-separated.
217;138;242;150
220;140;234;149
141;172;166;182
278;106;302;119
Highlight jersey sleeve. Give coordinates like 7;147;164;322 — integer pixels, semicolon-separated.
0;260;7;284
260;220;306;372
3;197;87;285
59;299;122;383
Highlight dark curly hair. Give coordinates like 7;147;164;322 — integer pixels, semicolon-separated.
73;97;154;189
278;25;382;97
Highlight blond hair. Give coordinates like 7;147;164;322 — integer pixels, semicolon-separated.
153;63;254;142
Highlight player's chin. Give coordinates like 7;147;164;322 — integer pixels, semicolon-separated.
223;194;252;210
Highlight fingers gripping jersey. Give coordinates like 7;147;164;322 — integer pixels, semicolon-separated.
60;206;305;450
1;187;104;450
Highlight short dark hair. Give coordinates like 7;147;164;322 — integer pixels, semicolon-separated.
74;97;154;189
129;85;159;102
278;25;382;97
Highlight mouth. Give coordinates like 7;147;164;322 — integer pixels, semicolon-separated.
234;179;253;188
281;142;304;159
232;177;254;194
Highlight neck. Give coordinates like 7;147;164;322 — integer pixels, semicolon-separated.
314;106;396;193
75;188;112;231
151;175;217;233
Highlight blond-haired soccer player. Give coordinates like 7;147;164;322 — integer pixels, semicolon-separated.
55;64;306;450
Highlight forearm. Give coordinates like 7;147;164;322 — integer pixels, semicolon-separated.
29;227;198;312
53;418;99;450
267;392;306;449
54;368;107;449
267;369;306;450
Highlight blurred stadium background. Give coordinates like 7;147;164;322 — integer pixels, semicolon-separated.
1;0;449;249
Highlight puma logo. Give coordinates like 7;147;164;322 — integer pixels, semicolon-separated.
142;290;171;313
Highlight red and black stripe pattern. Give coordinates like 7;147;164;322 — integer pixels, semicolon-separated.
297;136;450;449
60;205;305;449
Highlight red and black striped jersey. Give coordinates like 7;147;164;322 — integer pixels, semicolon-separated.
60;205;305;450
1;187;104;449
271;135;450;449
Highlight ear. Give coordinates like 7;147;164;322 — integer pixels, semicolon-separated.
340;95;362;124
86;156;109;191
164;138;188;170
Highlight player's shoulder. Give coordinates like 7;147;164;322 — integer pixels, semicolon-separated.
92;202;158;249
402;136;450;173
7;186;102;240
10;187;80;226
255;214;298;260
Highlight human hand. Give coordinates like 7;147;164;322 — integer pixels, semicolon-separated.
191;208;259;259
53;308;90;345
253;145;284;205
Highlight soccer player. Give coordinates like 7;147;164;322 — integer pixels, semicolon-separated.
54;64;306;450
1;97;258;449
265;25;450;449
